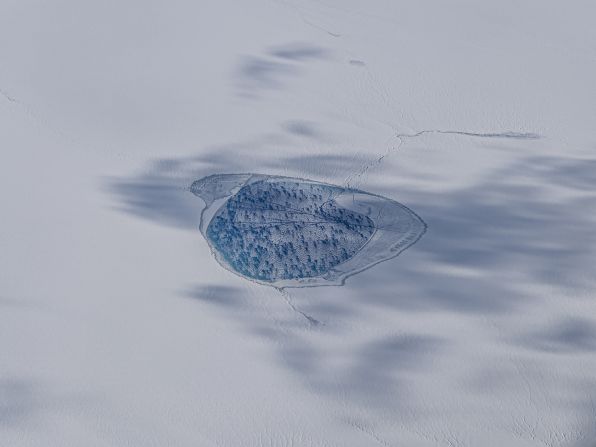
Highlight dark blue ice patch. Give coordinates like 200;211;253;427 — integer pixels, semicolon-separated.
207;180;375;281
192;174;426;288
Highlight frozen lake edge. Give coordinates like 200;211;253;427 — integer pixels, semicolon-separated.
192;173;427;288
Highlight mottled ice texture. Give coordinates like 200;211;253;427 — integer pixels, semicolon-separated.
191;174;426;287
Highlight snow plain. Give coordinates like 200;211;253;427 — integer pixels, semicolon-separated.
1;1;596;446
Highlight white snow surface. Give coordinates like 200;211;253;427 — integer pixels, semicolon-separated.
1;1;596;446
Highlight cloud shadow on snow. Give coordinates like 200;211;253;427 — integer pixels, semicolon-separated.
105;137;365;231
0;378;83;428
520;317;596;354
107;144;596;420
108;149;596;314
268;43;330;61
235;43;330;98
184;284;247;309
281;120;321;138
185;282;445;409
0;379;38;427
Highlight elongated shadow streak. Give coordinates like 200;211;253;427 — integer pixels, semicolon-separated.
235;43;330;98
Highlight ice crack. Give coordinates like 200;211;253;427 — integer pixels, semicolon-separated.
343;128;540;190
0;88;17;103
420;129;540;140
347;419;392;447
277;288;321;326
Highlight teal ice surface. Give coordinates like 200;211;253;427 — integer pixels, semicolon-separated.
206;180;375;282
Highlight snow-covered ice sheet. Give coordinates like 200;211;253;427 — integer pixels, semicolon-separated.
1;1;596;446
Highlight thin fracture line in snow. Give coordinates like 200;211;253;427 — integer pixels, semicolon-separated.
276;288;321;326
272;0;341;38
428;129;540;139
343;128;540;191
347;419;392;447
0;88;17;103
301;17;341;37
0;87;46;128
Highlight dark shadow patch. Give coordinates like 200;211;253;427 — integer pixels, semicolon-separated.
340;335;445;401
0;379;37;427
269;43;330;61
352;155;596;314
105;156;221;231
236;56;295;94
105;139;361;231
0;378;83;428
184;284;246;308
349;59;365;67
235;43;330;98
521;318;596;353
521;156;596;192
282;120;320;138
107;177;199;230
